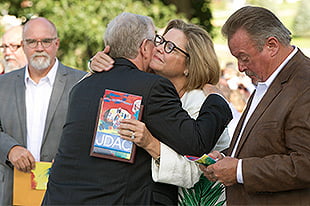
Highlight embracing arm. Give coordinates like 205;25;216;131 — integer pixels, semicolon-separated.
145;78;232;156
151;143;201;188
118;119;202;188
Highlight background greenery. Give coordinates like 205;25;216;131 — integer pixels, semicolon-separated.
211;0;310;46
210;0;310;67
0;0;309;71
0;0;213;71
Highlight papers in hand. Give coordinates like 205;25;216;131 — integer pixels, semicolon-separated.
30;161;52;190
185;154;217;166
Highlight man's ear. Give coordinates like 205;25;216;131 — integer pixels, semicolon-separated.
138;39;154;71
266;37;279;57
140;39;152;58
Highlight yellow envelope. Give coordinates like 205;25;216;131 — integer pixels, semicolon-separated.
13;161;52;206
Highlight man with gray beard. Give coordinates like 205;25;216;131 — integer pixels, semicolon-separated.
0;25;27;73
0;17;86;205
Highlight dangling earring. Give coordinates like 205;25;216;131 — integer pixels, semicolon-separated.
184;70;189;77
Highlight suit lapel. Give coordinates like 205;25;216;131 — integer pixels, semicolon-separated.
234;84;282;156
42;64;67;140
15;69;27;145
227;92;254;155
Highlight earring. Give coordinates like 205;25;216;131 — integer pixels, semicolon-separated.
184;70;189;77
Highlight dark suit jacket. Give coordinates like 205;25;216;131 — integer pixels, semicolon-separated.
0;62;85;205
43;58;232;205
226;49;310;205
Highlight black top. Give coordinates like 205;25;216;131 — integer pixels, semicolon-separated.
42;58;232;205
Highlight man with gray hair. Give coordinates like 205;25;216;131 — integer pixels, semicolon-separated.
42;12;231;205
0;17;85;206
0;25;27;73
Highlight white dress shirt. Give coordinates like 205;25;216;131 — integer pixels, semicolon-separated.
25;59;58;161
233;46;298;183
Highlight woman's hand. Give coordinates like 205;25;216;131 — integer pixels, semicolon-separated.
203;84;224;97
118;119;160;158
90;46;114;72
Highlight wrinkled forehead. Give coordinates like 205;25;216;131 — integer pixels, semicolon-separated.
2;30;23;44
228;29;255;56
23;19;57;39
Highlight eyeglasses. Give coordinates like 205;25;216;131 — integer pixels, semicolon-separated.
154;34;189;57
0;44;22;52
24;38;57;48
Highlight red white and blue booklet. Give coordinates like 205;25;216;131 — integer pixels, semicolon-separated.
184;154;217;166
90;89;143;163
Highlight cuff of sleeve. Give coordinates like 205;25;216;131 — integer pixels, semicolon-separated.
6;160;13;168
87;58;96;73
236;159;244;184
151;158;160;182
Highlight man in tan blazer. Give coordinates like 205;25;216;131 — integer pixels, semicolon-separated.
200;6;310;205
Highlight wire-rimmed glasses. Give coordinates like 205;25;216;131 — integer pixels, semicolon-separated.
24;37;57;48
0;44;22;52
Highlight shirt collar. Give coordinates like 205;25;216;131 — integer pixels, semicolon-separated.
261;46;298;88
24;58;59;86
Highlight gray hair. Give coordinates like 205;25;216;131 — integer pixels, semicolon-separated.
222;6;291;51
104;12;155;59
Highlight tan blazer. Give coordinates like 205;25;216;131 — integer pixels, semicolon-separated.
226;49;310;205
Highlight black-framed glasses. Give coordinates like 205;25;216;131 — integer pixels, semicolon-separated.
24;37;57;48
154;34;190;57
0;44;22;52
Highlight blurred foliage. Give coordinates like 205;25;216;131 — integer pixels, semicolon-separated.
247;0;277;11
240;0;310;38
160;0;214;36
0;0;190;70
292;0;310;37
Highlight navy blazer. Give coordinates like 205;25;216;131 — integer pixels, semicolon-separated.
43;58;232;205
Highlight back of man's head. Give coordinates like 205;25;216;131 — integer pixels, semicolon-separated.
104;12;155;59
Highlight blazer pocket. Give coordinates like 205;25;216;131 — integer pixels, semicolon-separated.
256;121;278;129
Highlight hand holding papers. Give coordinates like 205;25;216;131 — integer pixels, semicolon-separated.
185;154;217;166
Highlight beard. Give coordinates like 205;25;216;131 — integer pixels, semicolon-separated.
3;56;22;73
30;52;51;70
4;61;20;73
245;70;261;86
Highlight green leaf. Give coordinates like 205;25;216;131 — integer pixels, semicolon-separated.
178;174;225;206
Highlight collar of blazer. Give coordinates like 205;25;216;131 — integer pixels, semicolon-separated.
114;57;140;71
14;63;68;144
